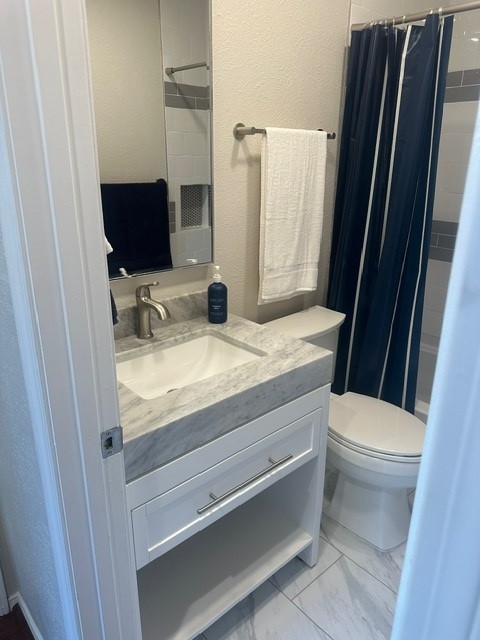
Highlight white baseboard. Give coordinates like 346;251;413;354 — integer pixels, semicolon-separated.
7;592;17;609
7;592;45;640
0;567;8;616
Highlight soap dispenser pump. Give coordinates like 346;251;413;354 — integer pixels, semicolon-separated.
208;265;228;324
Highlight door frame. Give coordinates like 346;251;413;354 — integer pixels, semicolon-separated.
0;0;140;637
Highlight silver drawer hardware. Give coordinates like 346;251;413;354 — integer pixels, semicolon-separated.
197;454;294;515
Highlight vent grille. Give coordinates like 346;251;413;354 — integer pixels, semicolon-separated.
180;184;212;229
208;186;213;227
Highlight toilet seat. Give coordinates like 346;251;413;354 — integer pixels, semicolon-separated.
329;392;425;460
327;431;421;463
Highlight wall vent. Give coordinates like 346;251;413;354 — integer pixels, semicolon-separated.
180;184;212;229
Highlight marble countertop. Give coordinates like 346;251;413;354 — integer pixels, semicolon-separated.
116;314;332;482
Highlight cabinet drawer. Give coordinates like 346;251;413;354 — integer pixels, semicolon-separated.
132;409;321;569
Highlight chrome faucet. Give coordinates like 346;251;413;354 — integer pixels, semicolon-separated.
135;282;171;339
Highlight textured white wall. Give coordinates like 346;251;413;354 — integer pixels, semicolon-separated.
112;0;351;322
212;0;349;322
0;226;66;638
87;0;168;182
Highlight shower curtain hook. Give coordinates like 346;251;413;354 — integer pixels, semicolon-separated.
439;7;443;18
402;15;406;24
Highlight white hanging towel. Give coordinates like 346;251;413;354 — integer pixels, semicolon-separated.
104;236;113;255
258;127;327;304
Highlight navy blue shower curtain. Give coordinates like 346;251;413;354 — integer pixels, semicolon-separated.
328;15;453;413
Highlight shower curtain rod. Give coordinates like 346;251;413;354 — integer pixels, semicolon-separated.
352;0;480;30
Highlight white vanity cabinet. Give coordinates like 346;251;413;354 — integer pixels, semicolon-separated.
126;386;329;640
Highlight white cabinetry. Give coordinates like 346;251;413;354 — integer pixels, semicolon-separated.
126;387;329;640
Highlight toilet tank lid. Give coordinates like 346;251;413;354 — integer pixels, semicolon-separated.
330;393;425;457
264;306;346;340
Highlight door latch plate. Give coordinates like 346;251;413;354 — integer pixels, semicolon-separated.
101;426;123;459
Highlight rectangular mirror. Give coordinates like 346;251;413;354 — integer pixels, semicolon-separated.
86;0;212;279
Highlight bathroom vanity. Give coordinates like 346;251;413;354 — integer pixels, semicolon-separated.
116;314;332;640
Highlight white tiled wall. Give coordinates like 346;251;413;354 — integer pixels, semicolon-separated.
169;227;212;268
425;14;479;340
160;0;209;86
160;0;211;267
164;106;210;266
349;0;392;27
349;0;453;29
422;260;451;339
448;8;480;71
422;102;475;340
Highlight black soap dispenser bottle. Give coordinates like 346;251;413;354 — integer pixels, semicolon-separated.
208;265;228;324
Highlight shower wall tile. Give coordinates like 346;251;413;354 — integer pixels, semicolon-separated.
422;259;452;340
428;246;455;262
432;220;458;236
446;70;463;87
165;81;209;99
167;131;186;156
445;84;480;103
429;220;458;261
440;101;478;134
425;259;445;288
437;234;456;250
165;94;197;110
422;309;444;340
349;5;384;27
362;0;384;15
424;284;448;315
438;132;474;165
349;0;446;29
462;68;480;85
163;105;210;233
432;192;464;223
435;163;469;194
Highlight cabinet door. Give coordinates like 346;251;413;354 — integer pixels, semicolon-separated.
132;409;321;569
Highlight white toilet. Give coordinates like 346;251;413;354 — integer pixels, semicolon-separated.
265;305;425;551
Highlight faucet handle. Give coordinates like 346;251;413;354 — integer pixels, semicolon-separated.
135;282;159;298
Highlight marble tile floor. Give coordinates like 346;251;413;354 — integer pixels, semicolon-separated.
196;515;408;640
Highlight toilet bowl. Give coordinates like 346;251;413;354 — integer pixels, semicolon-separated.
264;306;425;551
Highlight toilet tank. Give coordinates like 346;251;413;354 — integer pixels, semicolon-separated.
264;306;346;379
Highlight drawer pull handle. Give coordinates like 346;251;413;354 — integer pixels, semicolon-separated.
197;454;294;515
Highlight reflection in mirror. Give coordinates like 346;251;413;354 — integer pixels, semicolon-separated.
86;0;212;279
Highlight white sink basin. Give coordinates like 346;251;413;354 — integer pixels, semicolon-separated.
117;333;262;399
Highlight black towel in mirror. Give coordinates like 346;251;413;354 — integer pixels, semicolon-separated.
100;179;173;277
110;289;119;325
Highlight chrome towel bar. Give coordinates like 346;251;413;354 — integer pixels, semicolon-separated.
233;122;336;140
165;61;209;75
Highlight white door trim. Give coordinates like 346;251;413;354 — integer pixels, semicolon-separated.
0;0;140;638
392;107;480;637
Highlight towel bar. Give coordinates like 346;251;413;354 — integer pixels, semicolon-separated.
233;123;336;140
166;61;209;75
